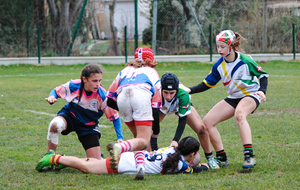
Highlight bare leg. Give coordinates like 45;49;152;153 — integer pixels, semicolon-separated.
203;100;235;152
187;106;212;153
234;97;257;145
47;116;67;152
85;146;102;160
59;156;108;174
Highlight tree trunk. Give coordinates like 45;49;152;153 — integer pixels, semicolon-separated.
47;0;84;56
109;0;122;56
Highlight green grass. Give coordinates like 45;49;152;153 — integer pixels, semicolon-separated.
0;61;299;189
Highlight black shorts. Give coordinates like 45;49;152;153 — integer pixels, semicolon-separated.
57;111;101;150
224;96;260;113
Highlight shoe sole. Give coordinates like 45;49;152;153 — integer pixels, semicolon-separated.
133;169;145;180
242;163;256;169
106;143;119;170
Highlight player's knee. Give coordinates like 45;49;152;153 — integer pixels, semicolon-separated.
47;117;66;144
234;111;246;123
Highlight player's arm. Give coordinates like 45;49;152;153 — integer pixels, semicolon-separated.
45;89;58;104
112;117;124;142
188;82;211;94
170;116;187;148
151;108;160;151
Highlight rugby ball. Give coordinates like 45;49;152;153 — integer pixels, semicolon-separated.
186;152;201;166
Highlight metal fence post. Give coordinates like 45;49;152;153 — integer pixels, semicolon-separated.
135;0;138;49
38;26;41;63
125;26;128;63
26;0;29;57
152;0;157;55
293;23;296;60
209;24;212;62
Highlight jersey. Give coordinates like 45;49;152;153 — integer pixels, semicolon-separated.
204;52;269;99
107;66;162;109
160;85;191;117
117;147;193;174
53;79;119;126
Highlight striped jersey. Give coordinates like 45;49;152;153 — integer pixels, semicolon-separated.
107;66;162;109
118;147;193;174
53;79;119;126
204;52;269;98
160;86;191;117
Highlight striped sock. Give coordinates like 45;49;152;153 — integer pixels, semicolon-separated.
243;144;253;156
216;149;227;161
50;154;62;166
115;140;133;153
134;151;145;169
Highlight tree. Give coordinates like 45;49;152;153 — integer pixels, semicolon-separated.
47;0;84;56
108;0;122;56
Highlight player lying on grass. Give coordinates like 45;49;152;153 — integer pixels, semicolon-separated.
150;73;220;169
35;136;209;175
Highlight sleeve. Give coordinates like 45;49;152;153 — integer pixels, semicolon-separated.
189;82;211;94
258;76;268;94
113;117;123;140
107;73;122;102
203;62;222;88
173;116;187;142
49;89;58;99
245;56;269;79
102;98;120;121
177;91;191;117
191;165;209;173
152;108;160;135
151;73;162;109
107;97;119;111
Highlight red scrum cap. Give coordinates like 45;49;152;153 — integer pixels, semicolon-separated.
134;47;154;63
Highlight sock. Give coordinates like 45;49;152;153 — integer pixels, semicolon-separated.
115;140;133;153
243;144;253;157
205;152;214;160
150;137;158;151
134;151;145;169
216;149;227;161
50;154;62;166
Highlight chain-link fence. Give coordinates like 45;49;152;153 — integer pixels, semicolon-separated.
1;0;300;58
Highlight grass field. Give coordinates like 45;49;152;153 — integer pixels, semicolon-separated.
0;61;299;189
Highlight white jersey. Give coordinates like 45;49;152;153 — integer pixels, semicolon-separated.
117;147;192;174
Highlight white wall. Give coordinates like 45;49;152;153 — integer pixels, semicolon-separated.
104;0;150;39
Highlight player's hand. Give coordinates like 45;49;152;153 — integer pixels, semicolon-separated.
117;139;124;143
254;91;266;102
45;96;57;104
169;140;178;149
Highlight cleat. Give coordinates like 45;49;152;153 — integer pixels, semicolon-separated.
243;155;256;169
106;143;120;170
216;156;230;168
36;150;56;172
133;167;145;180
207;157;220;169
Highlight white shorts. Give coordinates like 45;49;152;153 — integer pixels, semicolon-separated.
117;85;153;122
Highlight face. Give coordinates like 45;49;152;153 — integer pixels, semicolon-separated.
186;152;196;162
162;89;177;102
83;73;102;92
216;41;229;57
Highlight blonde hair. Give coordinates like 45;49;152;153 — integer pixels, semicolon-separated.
126;59;158;68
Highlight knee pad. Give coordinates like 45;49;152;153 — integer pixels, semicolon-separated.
47;117;66;145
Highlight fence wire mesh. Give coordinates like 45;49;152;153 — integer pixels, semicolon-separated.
1;0;300;58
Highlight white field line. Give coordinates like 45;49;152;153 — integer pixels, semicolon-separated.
24;109;110;128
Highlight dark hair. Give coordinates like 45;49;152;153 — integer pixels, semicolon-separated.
162;136;200;174
78;64;102;105
161;73;179;91
230;32;247;53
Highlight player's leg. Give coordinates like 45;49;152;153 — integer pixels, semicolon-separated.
235;96;258;168
203;100;235;167
79;133;102;160
47;116;67;151
187;106;219;169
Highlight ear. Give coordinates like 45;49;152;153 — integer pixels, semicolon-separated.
82;76;87;83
